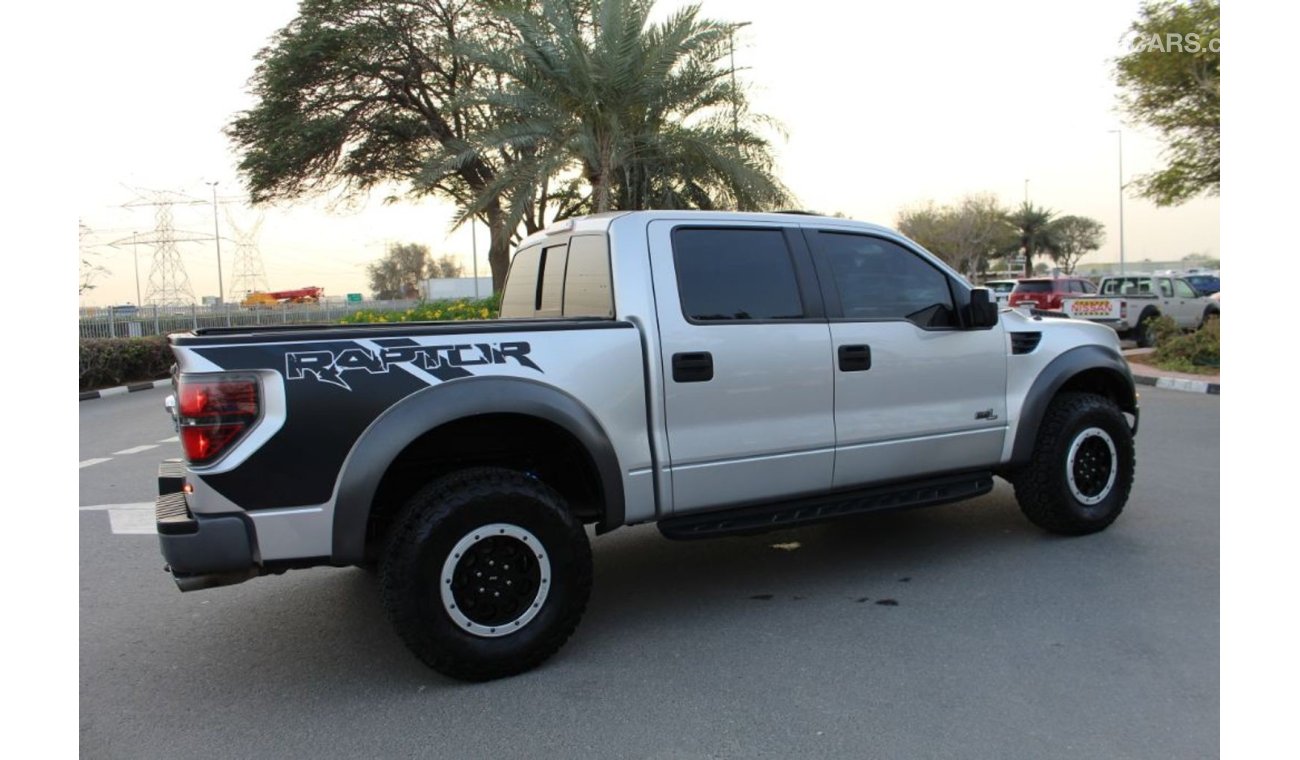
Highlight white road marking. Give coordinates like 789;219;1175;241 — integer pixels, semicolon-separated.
80;502;154;511
158;436;179;443
80;502;156;535
113;444;159;456
79;458;112;469
109;509;157;535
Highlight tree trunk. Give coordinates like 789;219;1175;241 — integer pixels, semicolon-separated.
1023;243;1034;277
486;201;510;294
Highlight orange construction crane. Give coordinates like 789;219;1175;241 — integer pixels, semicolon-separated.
241;286;324;308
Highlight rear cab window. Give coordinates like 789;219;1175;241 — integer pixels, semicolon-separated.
499;233;614;319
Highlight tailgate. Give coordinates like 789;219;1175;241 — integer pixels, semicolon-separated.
1063;297;1122;321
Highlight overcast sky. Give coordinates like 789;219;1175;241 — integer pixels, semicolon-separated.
74;0;1220;306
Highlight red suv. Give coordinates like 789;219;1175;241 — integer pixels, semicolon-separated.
1008;277;1097;311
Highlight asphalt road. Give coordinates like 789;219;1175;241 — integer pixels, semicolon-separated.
80;387;1219;759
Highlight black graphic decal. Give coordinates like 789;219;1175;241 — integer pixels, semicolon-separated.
285;341;542;390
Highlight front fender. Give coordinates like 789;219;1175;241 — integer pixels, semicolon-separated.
1007;344;1138;466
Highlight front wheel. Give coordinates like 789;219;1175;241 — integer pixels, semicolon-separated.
1012;393;1135;535
379;467;593;681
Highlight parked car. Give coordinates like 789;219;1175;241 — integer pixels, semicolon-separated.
1183;274;1220;296
1008;277;1097;311
1061;274;1220;347
983;279;1019;306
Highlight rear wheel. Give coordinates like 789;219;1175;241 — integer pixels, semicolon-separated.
1013;393;1135;535
380;467;592;681
1134;310;1160;348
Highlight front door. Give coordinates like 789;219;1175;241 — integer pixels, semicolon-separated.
803;229;1008;488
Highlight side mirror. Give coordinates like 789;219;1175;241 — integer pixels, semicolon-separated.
967;288;999;328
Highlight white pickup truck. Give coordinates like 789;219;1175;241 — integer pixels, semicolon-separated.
1062;274;1220;347
155;210;1139;680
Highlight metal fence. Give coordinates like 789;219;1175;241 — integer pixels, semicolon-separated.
79;299;423;340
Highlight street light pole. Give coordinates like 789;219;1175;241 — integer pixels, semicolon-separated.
131;231;141;306
207;180;225;305
1109;130;1126;277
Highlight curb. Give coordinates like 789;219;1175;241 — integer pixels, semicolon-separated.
1132;373;1220;396
79;378;171;402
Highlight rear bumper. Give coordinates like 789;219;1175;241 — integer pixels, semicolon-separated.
156;460;259;592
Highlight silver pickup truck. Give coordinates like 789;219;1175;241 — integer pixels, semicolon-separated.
156;210;1139;680
1062;274;1220;346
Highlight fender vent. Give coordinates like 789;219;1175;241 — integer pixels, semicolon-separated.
1010;332;1042;354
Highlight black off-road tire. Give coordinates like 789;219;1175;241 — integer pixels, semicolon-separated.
1134;310;1160;348
379;467;593;681
1012;393;1135;536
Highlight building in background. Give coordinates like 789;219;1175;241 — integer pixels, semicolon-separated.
422;277;493;301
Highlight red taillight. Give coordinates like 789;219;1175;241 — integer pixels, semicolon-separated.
1047;294;1063;310
179;380;258;418
176;376;260;465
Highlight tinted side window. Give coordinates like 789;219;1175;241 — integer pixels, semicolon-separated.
500;246;542;318
1159;278;1174;298
817;232;956;327
563;235;613;317
1079;280;1097;294
1173;279;1198;298
672;228;804;321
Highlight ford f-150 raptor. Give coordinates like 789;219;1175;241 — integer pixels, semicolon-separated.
155;210;1139;681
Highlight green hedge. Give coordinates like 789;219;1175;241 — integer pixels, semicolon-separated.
340;294;501;324
1150;314;1219;373
80;337;174;392
80;296;503;391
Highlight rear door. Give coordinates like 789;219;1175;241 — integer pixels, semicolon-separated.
649;221;835;513
803;229;1008;488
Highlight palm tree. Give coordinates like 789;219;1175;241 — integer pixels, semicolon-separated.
1005;202;1062;277
425;0;792;228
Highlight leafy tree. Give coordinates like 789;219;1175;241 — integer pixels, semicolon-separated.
368;242;432;299
896;202;950;260
1004;202;1062;277
1049;216;1106;275
428;0;792;223
227;0;535;292
1115;0;1219;205
897;194;1015;279
431;253;465;278
946;195;1016;279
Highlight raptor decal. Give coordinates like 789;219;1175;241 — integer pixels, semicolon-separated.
285;341;541;390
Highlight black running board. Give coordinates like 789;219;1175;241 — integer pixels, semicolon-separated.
657;471;994;540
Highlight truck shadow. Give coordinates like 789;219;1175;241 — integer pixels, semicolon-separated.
149;482;1111;699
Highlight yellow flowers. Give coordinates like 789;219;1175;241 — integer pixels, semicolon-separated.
341;296;499;325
